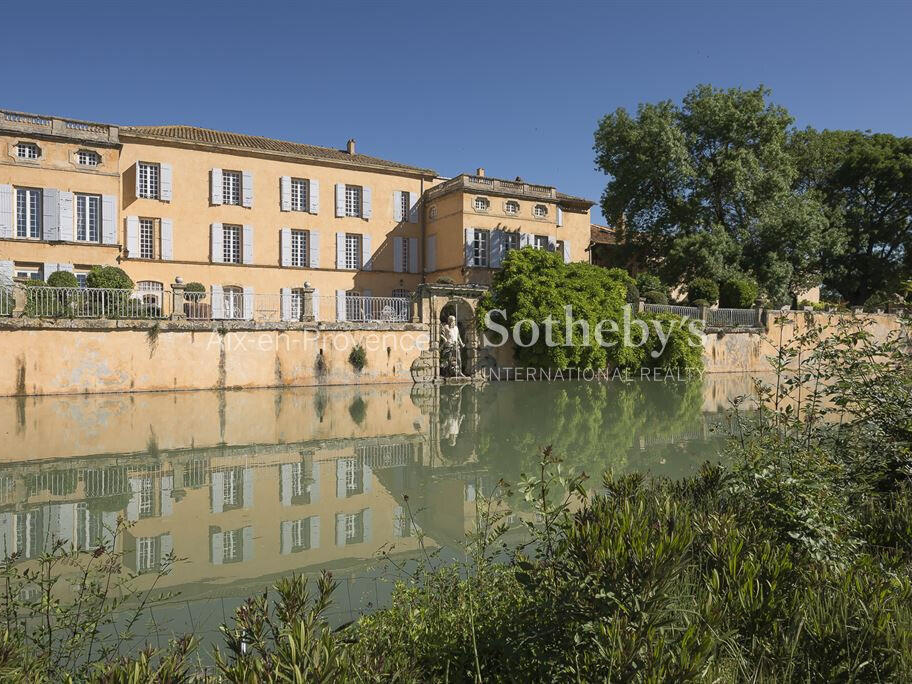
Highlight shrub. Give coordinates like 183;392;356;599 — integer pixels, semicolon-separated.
349;344;367;371
86;265;133;290
692;298;711;308
643;290;668;305
635;273;666;297
863;291;890;312
641;312;704;372
46;270;78;289
719;277;758;308
626;282;640;304
687;277;719;305
184;281;205;299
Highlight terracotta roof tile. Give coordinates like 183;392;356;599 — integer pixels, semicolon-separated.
590;224;617;245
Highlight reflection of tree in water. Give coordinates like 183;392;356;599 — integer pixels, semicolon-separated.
348;395;367;425
314;390;328;423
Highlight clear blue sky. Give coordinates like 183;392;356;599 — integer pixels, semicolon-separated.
4;1;911;222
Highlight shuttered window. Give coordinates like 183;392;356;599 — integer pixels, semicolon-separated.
290;179;308;211
223;529;241;562
15;188;41;239
223;225;242;264
223;171;242;206
504;231;520;252
137;162;160;199
344;233;362;269
344;185;362;217
400;237;410;271
139;219;155;259
400;191;410;221
291;229;308;267
137;537;157;573
473;229;490;267
534;235;549;250
75;194;100;242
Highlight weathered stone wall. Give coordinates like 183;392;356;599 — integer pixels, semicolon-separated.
0;318;429;396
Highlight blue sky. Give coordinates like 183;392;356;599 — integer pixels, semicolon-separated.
3;1;911;222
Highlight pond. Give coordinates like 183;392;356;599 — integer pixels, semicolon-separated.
0;374;756;648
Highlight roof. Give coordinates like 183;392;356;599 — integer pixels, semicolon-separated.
590;224;617;245
120;124;436;176
557;191;595;206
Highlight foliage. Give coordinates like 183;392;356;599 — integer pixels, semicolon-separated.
692;298;711;308
86;266;133;290
348;344;367;371
46;271;78;289
625;281;640;304
687;277;719;305
643;289;668;304
184;281;205;300
719;276;759;308
635;272;666;298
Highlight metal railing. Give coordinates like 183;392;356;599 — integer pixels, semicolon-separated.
0;282;13;317
644;303;700;318
707;307;761;328
344;296;410;323
23;286;168;319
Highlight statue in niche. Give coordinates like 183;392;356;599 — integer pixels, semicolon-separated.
439;315;466;378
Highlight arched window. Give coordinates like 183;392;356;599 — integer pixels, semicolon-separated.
223;286;244;319
137;281;164;315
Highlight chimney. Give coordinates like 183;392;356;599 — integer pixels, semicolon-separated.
476;167;485;177
347;139;356;155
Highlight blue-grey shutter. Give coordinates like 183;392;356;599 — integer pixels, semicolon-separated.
211;223;223;262
280;176;291;211
58;263;74;273
308;231;320;268
336;290;347;322
335;232;345;269
308;179;319;214
548;236;557;252
210;285;224;319
242;286;254;321
280;287;292;321
362;508;372;543
520;233;531;248
58;192;73;241
42;263;58;280
309;461;320;501
557;207;563;227
242;225;253;264
280;464;293;506
464;228;474;266
242;171;253;208
242;526;253;560
160;533;173;559
362;234;372;270
161;219;173;260
0;185;12;239
280;228;291;267
280;521;293;554
562;240;571;263
161;163;173;201
335;184;345;217
210;531;223;565
393;191;403;222
126;216;140;257
409;237;419;273
210;471;224;513
134;163;142;198
490;230;504;268
43;189;60;241
101;195;117;244
0;261;13;283
408;192;419;223
336;459;347;498
362;463;372;493
335;513;345;546
242;468;254;508
210;168;223;205
362;186;372;219
311;288;320;320
426;235;437;273
310;516;320;548
393;236;404;273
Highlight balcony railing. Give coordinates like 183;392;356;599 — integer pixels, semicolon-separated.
427;174;557;201
0;109;118;144
21;286;168;319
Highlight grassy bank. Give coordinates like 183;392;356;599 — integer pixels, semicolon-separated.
2;314;910;682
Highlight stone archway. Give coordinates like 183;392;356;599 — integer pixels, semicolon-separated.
412;283;490;381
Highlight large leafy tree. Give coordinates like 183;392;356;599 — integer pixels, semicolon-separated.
595;85;831;304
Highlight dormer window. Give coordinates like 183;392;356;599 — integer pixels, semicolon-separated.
76;150;101;166
504;200;519;215
533;204;548;218
15;142;40;160
473;196;490;212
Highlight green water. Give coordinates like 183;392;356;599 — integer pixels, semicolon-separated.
0;375;753;641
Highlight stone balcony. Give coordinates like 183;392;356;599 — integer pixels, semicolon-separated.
1;109;119;146
426;173;557;201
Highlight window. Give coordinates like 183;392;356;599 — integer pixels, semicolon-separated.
137;537;157;573
223;469;240;507
290;288;305;321
137;162;160;199
534;235;549;251
400;236;410;271
343;512;365;544
533;204;548;218
15;265;42;281
344;185;362;217
15;188;41;239
290;229;308;267
15;142;39;159
223;171;242;206
223;286;244;320
137;281;163;309
472;229;490;267
290;519;311;551
344;233;362;270
290;178;308;211
556;240;565;258
392;288;410;299
429;205;437;219
504;200;519;215
75;194;100;242
75;272;88;288
504;231;520;253
139;219;155;259
473;196;490;212
223;529;242;563
399;191;410;221
223;225;242;264
139;476;154;517
77;150;101;166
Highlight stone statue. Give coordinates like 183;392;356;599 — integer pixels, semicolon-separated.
439;315;465;377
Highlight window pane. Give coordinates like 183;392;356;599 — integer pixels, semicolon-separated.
345;185;361;217
345;234;361;269
223;172;241;205
140;219;155;259
138;163;160;199
291;179;307;211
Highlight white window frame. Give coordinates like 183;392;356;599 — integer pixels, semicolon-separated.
15;267;43;281
290;288;304;321
290;178;308;212
223;225;242;264
223;171;242;206
473;229;490;267
473;196;490;212
290;229;308;267
504;232;520;253
344;185;362;217
137;162;160;199
223;469;239;507
344;233;362;270
504;200;519;215
399;191;410;221
139;218;156;259
291;518;310;550
15;142;39;160
15;187;42;239
223;529;241;562
77;149;101;167
223;286;244;320
139;476;154;517
533;204;548;218
75;194;101;243
345;513;359;542
137;537;157;573
137;281;164;308
534;235;549;251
